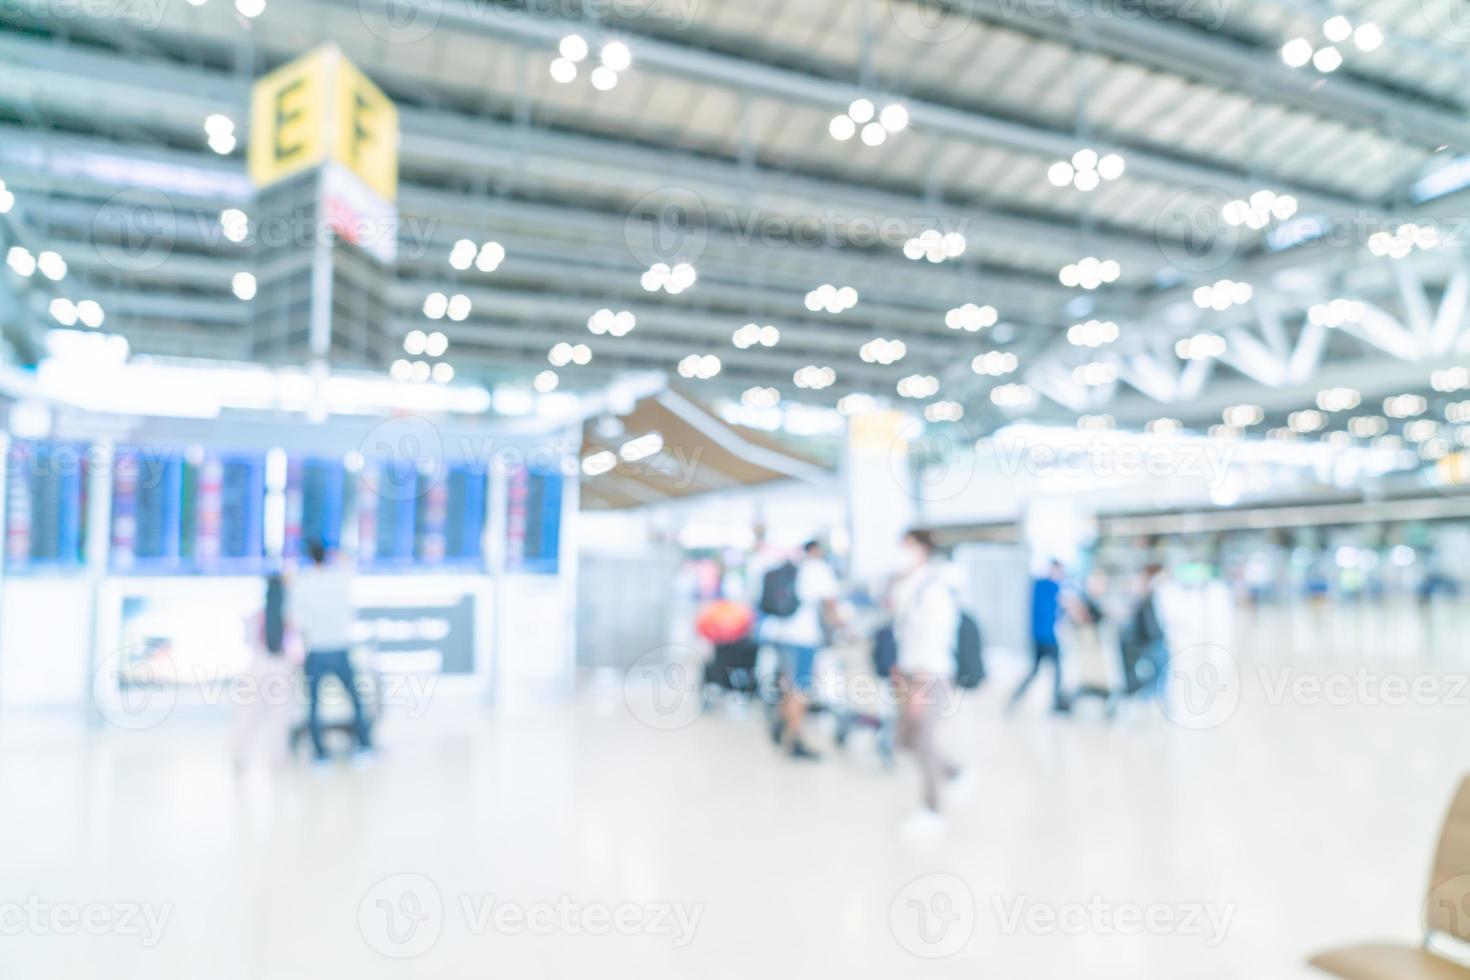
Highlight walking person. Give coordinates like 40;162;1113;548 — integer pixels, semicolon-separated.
1124;563;1171;705
890;529;967;836
233;572;300;772
1008;559;1071;714
762;539;840;760
292;541;374;765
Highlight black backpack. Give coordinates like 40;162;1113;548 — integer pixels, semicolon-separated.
953;612;986;689
759;561;800;618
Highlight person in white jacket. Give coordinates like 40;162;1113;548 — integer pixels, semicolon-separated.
889;529;965;831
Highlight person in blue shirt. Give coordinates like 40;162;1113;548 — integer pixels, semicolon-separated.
1008;560;1071;714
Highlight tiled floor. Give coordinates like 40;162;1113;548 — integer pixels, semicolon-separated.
2;600;1467;978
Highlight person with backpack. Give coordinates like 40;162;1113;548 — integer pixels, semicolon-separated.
761;539;841;760
889;529;970;835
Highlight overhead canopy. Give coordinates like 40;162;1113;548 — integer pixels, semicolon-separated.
579;389;833;510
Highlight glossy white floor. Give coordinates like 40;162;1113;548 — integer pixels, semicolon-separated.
2;600;1468;979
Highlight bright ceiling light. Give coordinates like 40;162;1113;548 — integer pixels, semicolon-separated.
6;246;35;277
831;98;906;145
1072;361;1118;386
794;365;836;390
743;386;781;409
1175;332;1226;360
423;292;448;319
390;359;413;382
971;350;1018;376
36;251;67;281
231;271;257;300
1316;387;1361;412
642;262;697;294
990;383;1035;409
582;450;617;477
1050;148;1122;192
1312;46;1343;72
1353;23;1383;51
559;34;589;61
220;209;249;244
733;323;778;348
677;354;721;380
620;432;664;462
590;66;619;91
896;374;939;399
879;103;909;132
1059;256;1121;290
550;58;578;83
1223;403;1265;427
924;401;963;423
1282;37;1315;67
1192;278;1254;311
859;338;907;365
76;300;104;328
425;330;449;357
944;303;998;331
446;294;471;321
49;297;77;326
1066;319;1120;347
805;283;858;314
600;40;631;71
534;370;560;393
431;362;454;384
476;241;506;272
1322;15;1352;42
404;330;427;356
450;239;476;270
235;0;264;17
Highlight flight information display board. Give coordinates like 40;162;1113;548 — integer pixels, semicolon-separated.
284;457;346;559
112;447;265;572
504;467;561;575
358;462;485;568
4;440;87;571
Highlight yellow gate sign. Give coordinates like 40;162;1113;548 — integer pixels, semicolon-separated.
248;44;398;203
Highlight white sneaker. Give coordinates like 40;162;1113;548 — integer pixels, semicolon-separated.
899;808;947;842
